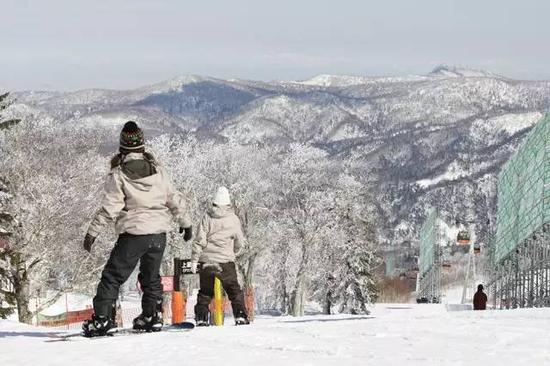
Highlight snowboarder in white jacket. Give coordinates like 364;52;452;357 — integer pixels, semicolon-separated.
191;187;249;326
82;121;192;337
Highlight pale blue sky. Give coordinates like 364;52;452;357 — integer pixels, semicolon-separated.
1;0;549;90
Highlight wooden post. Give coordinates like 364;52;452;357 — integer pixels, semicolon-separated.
65;292;69;330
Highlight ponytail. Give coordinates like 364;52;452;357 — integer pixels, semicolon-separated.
110;153;123;169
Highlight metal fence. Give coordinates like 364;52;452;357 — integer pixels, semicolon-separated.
36;292;242;330
489;114;550;309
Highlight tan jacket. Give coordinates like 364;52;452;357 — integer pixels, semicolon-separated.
87;153;191;237
191;206;246;264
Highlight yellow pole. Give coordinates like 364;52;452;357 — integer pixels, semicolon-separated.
212;277;224;326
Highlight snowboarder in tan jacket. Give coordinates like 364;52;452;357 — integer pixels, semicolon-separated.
191;187;249;326
82;121;193;337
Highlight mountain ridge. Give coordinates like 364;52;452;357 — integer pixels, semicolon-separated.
6;68;550;274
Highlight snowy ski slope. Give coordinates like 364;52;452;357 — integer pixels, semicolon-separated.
1;304;549;366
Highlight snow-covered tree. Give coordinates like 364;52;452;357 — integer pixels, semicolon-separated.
1;119;381;321
309;174;380;314
0;93;20;130
148;137;277;288
0;120;109;323
0;92;19;319
257;145;380;316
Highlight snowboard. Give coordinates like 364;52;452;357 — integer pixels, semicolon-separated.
45;322;195;342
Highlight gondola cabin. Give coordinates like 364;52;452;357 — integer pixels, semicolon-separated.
473;242;481;254
457;230;471;245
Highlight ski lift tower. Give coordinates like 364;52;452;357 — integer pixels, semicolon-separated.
456;220;479;304
461;237;477;304
417;209;441;303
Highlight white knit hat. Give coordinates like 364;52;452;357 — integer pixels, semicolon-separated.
213;186;231;206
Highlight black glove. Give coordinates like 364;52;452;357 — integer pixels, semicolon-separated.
179;226;193;241
83;234;96;253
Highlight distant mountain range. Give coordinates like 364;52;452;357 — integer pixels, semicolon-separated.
8;66;550;274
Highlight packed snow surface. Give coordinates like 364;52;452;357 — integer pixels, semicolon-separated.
1;304;550;365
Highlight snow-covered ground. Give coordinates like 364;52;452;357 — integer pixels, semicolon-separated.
2;304;550;366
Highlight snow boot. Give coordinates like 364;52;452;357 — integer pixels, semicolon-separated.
133;312;163;332
195;313;210;327
82;314;115;337
196;319;210;327
234;311;250;326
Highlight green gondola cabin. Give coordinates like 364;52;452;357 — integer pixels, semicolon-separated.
457;230;471;245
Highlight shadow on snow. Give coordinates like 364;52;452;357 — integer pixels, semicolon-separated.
0;330;62;338
279;316;374;324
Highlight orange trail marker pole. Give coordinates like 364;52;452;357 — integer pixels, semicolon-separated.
171;258;185;324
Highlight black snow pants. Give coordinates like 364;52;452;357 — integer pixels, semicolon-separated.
194;262;247;321
93;233;166;320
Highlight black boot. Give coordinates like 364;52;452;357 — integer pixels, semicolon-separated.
133;312;163;332
234;310;250;326
82;314;115;337
195;313;210;327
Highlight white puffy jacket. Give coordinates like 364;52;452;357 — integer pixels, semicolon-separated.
191;206;246;264
87;153;191;237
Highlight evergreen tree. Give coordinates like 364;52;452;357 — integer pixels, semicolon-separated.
0;93;20;130
0;92;18;319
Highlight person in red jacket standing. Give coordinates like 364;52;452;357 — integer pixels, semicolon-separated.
473;284;488;310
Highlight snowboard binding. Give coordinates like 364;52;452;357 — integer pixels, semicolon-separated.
82;314;115;337
132;313;163;332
